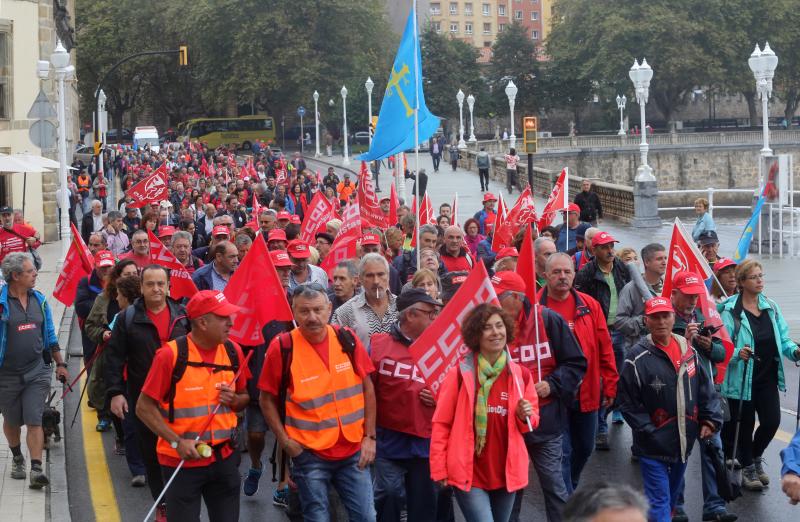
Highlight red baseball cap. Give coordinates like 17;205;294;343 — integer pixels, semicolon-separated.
287;239;311;259
94;250;115;268
672;271;706;295
185;290;240;319
713;258;737;273
212;225;230;238
277;211;291;221
290;215;302;225
158;225;176;238
267;229;287;242
645;296;674;315
591;231;618;246
361;233;381;246
379;196;391;202
491;271;527;294
270;250;293;267
560;203;581;213
496;247;519;260
483;193;498;203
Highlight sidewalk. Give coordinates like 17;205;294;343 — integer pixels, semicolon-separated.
0;239;71;522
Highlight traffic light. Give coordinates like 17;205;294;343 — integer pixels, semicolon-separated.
523;116;538;154
94;141;102;155
369;115;378;138
178;45;189;67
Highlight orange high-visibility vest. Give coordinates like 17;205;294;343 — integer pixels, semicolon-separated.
155;338;238;460
284;326;365;451
77;175;91;193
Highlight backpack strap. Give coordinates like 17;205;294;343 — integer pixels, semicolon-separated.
167;336;191;424
124;305;136;332
272;331;293;483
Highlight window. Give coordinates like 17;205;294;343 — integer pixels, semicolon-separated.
531;30;539;39
483;22;491;34
465;3;473;15
498;5;506;16
450;2;458;15
450;22;459;33
465;22;473;34
531;11;539;20
482;3;490;15
498;23;506;32
515;10;523;20
0;29;9;120
430;3;441;15
432;21;441;33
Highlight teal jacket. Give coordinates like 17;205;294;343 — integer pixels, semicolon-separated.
0;284;60;368
720;293;799;401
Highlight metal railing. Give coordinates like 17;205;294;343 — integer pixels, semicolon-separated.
658;188;756;217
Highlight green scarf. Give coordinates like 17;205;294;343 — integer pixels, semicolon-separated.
474;351;507;456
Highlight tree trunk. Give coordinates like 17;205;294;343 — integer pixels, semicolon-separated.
743;91;757;127
783;88;799;122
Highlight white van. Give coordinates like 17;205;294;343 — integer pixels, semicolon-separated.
133;126;160;153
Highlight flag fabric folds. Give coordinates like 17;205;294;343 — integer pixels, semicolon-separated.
300;191;336;244
538;168;569;231
732;190;766;262
147;230;199;301
357;161;389;229
53;223;94;306
127;163;169;208
492;187;537;252
516;225;538;305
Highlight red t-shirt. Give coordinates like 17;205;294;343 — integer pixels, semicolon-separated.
141;336;250;468
119;251;151;268
258;330;375;460
472;368;510;490
0;225;39;262
146;306;171;343
546;292;576;332
655;337;682;371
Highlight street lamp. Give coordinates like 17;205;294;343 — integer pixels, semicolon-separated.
365;77;374;146
38;40;74;263
456;89;467;149
749;42;778;158
629;59;654;182
341;85;350;166
615;94;627;136
313;91;320;157
505;80;518;149
467;94;477;142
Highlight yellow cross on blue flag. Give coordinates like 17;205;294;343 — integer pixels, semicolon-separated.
732;190;765;262
357;6;440;161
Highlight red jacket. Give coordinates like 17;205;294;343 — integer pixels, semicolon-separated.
538;288;618;412
430;352;539;493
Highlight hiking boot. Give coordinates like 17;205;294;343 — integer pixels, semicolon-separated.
273;485;289;508
742;465;764;491
10;455;26;479
29;468;49;489
753;457;770;485
595;432;610;451
96;419;112;432
131;475;146;487
671;507;689;521
243;467;262;496
702;511;738;521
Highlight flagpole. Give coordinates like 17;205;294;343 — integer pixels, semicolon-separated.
413;0;421;270
505;345;534;432
564;167;569;251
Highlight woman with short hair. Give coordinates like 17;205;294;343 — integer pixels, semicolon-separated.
410;268;441;300
692;198;716;242
464;218;485;257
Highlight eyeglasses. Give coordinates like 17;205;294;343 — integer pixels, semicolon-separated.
745;274;764;281
410;306;440;320
291;282;328;297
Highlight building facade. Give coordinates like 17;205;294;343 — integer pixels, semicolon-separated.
0;0;79;241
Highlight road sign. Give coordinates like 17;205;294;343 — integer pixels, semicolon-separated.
523;116;538;154
27;88;56;119
29;120;57;150
297;106;306;118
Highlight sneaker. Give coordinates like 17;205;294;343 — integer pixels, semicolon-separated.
612;410;624;424
595;432;610;451
29;468;49;489
155;503;168;522
96;419;112;432
753;457;770;485
11;455;26;479
273;485;289;509
131;475;146;487
243;467;262;496
672;507;689;522
742;464;764;491
114;440;126;456
702;511;738;521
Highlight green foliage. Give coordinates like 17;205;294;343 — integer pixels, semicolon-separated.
488;22;541;118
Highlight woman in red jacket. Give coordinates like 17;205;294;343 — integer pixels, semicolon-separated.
430;304;539;522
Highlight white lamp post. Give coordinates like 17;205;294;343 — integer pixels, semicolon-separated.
313;90;320;157
365;77;374;146
505;80;518;149
615;94;627;136
38;40;74;262
341;85;350;166
467;94;476;142
456;89;467;149
629;59;654;182
749;43;778;158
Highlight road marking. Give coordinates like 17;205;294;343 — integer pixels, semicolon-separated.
80;362;122;522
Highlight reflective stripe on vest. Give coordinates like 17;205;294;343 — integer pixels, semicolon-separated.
155;338;238;460
284;326;365;451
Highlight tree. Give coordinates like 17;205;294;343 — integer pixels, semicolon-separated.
488;22;541;120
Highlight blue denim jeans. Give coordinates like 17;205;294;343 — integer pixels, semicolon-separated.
561;406;598;494
291;450;375;522
598;329;626;435
373;457;438;522
675;433;726;516
455;486;516;522
639;457;688;522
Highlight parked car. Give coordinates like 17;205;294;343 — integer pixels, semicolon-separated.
73;144;94;164
353;131;370;145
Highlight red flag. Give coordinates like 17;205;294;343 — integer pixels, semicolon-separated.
200;156;210;177
320;203;361;275
357;161;388;229
53;223;95;306
411;193;435;248
497;192;509;221
224;236;293;345
127;164;168;208
389;182;399;226
208;157;217;176
248;157;258;179
516;225;537;304
301;191;336;243
409;263;499;396
492;187;537;252
146;230;198;300
538;168;569;231
316;169;323;185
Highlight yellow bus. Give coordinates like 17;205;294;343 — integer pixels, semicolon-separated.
178;115;276;149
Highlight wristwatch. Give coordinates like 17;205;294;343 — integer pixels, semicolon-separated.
365;434;377;441
56;362;68;368
170;438;180;449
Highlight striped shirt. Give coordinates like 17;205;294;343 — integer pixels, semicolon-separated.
331;291;398;347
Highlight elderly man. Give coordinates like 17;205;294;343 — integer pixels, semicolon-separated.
534;237;557;290
170;231;203;274
102;210;130;257
697;230;721;268
574;179;603;226
87;232;108;257
440;225;474;273
258;209;277;237
235;233;253;262
123;206;141;239
333;253;399;346
81;199;106;244
193;224;231;263
286;239;328;289
267;229;288;252
330;260;359;313
615;243;667;350
0;252;68;489
0;207;41;264
120;229;151;268
494;247;519;273
197;203;218;244
192;241;239;292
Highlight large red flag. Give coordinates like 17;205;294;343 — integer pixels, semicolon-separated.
388;182;399;226
146;230;198;300
320;203;361;275
357;161;388;229
409;263;499;396
127;163;169;208
199;156;210;177
516;225;538;304
492;187;537;252
53;223;95;306
538;168;569;231
224;236;293;345
497;192;508;221
300;191;336;243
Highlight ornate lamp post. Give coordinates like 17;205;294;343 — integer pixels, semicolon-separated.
341;85;350;166
456;89;467;149
505;80;518;149
749;43;778;159
365;77;374;146
467;94;476;142
615;94;627;136
629;58;659;227
313;90;320;157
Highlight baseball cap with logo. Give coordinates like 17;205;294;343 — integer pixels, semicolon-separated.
713;257;737;273
290;215;301;225
672;271;706;295
267;229;287;242
185;290;241;319
277;211;292;221
591;231;618;246
483;193;498;203
697;230;719;246
94;250;115;268
287;239;311;259
158;225;176;239
560;203;581;214
212;225;230;238
361;233;381;246
0;206;13;214
645;296;674;315
270;250;293;267
491;271;527;295
496;247;519;260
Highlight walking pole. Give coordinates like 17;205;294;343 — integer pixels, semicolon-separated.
69;377;90;428
142;350;253;522
795;360;800;431
60;342;107;401
534;302;542;386
505;345;533;432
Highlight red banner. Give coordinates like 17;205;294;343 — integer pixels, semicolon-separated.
127;164;169;208
409;263;499;396
492;187;537;252
146;230;198;300
389;182;399;226
300;192;336;243
538;168;569;231
516;225;537;304
497;192;508;221
224;236;293;345
357;161;388;229
53;223;95;306
320;202;361;275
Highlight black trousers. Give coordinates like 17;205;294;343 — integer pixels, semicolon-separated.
162;451;241;522
722;384;781;467
479;169;489;190
131;392;165;501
